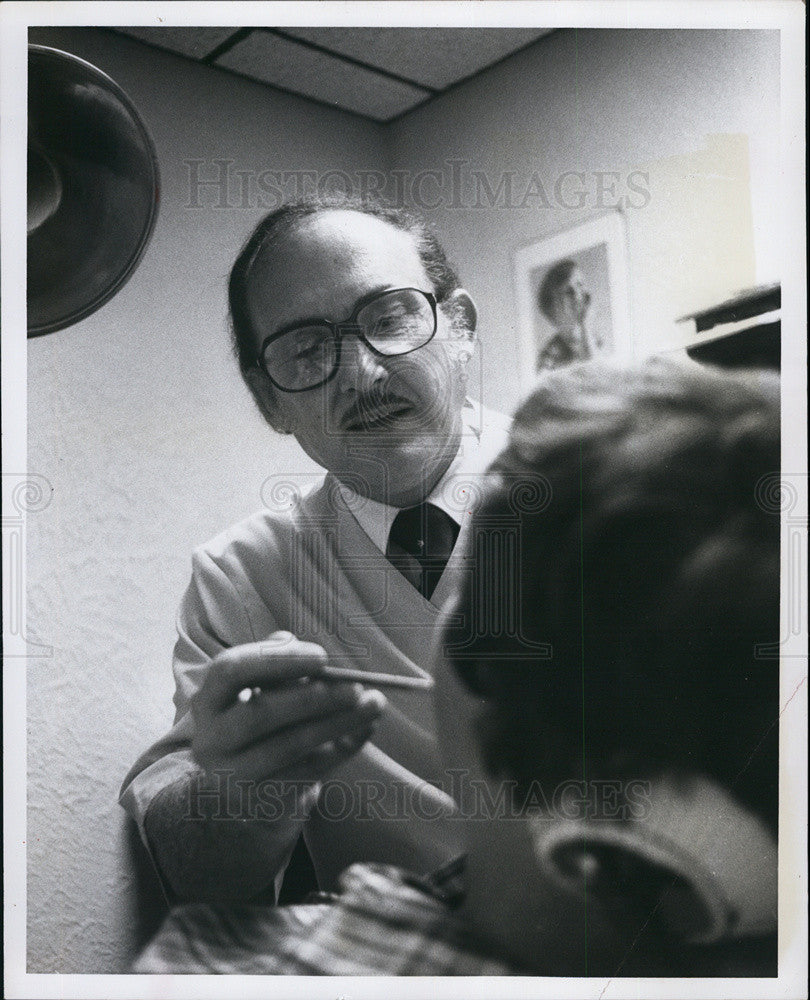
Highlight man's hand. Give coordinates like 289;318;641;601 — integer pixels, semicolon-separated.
144;632;386;902
191;631;386;786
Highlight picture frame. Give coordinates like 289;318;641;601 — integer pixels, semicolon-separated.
514;211;630;394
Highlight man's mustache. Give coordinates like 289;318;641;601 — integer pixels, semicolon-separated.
340;390;416;431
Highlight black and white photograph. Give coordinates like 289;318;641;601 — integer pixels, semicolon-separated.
2;2;807;998
514;211;630;388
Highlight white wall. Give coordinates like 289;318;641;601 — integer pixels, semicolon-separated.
25;26;385;973
388;28;780;416
25;25;781;973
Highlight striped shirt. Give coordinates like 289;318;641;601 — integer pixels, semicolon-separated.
133;862;514;975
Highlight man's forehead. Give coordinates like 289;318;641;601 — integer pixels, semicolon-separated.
246;210;429;327
260;210;421;272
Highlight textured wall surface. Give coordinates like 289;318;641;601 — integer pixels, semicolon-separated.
25;26;384;973
389;28;780;417
25;25;780;974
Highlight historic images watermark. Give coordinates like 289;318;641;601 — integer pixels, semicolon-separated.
2;473;53;657
184;768;652;824
259;468;553;656
183;158;651;213
250;313;486;444
754;472;808;659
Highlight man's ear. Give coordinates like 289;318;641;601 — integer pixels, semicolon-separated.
444;289;478;341
244;367;293;435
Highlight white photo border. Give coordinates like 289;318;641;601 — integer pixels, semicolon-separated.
2;3;807;1000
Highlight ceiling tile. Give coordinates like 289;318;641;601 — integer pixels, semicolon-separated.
113;27;240;59
281;27;552;90
215;31;430;121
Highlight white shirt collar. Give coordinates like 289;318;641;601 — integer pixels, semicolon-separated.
336;400;510;553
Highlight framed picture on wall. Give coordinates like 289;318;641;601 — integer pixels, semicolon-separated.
514;211;630;394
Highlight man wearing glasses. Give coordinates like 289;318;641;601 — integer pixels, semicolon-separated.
120;197;510;903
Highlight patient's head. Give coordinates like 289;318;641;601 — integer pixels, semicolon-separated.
436;358;780;974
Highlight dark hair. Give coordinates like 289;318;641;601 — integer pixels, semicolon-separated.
537;258;578;321
447;358;780;829
227;195;462;427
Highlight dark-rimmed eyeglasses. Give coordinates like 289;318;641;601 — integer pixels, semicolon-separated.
256;287;438;393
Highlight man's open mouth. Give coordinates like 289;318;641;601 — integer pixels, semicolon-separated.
343;402;415;432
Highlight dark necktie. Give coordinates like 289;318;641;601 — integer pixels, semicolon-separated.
385;502;460;600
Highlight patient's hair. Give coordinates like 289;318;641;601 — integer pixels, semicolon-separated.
448;358;780;829
228;195;462;430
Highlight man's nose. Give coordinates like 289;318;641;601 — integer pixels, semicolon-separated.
335;331;388;390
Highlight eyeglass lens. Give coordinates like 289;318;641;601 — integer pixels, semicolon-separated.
262;288;435;391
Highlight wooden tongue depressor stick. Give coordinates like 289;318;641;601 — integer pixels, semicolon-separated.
237;667;434;702
319;667;434;691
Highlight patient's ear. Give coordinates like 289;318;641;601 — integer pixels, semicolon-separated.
540;835;717;943
527;773;778;950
